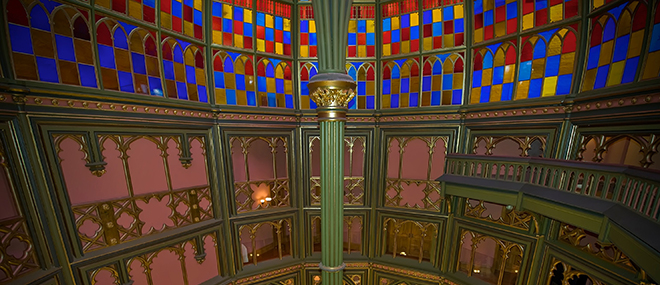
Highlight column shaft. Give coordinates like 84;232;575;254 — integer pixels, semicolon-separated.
320;119;345;284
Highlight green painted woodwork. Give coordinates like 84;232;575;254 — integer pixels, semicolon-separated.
319;119;346;284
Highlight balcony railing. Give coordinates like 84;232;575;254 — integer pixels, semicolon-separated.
445;154;660;223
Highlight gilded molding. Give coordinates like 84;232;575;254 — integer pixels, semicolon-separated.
308;80;357;108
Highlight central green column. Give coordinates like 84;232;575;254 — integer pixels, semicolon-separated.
308;1;355;284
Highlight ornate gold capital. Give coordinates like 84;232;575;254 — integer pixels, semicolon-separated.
307;80;357;108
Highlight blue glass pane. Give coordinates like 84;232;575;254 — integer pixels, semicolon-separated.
257;13;265;26
148;76;163;95
519;61;532;81
357;20;366;33
78;64;97;87
533;41;546;59
545;55;560;77
400;78;409;93
163;60;175;80
223;19;233;33
455;19;464;33
236;74;246;90
366;96;374;109
506;2;517;19
444;7;454;21
9;24;33;54
212;3;223;16
173;46;184;63
594;65;609;89
144;0;155;8
484;10;494;26
483;53;493;69
528;78;543;98
431;91;441;105
603;19;616;42
452;90;462;104
383;18;391;32
186;65;196;84
612;34;629;62
235;7;243;21
257;77;267;91
244;23;253;36
492;66;504;85
131;53;146;74
113;29;128;49
422;76;432;91
194;10;203;25
409;93;418;107
36;56;58;82
410;26;419;39
198;85;207;102
97;45;116;68
390;94;399;108
443;74;453;90
472;70;482;87
501;83;513;100
177;82;188;99
285;95;293;108
55;35;75;61
587;46;601;69
275;78;284;93
226;89;236;104
118;71;134;92
650;24;660;52
480;86;491;103
275;17;283;30
247;91;257;106
267;93;276;106
214;71;225;88
556;74;572;95
383;79;391;94
401;14;410;28
621;56;638;83
30;7;50;31
173;1;182;18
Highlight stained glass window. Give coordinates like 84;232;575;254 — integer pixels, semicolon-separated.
97;18;162;94
348;6;376;58
256;0;291;56
6;0;97;87
299;5;316;58
382;58;420;108
213;50;256;105
518;26;577;99
95;0;156;24
642;0;660;80
422;0;465;50
421;53;464;105
160;0;203;40
162;37;207;102
299;62;318;109
346;62;376;109
522;0;578;30
382;0;420;56
583;1;647;91
256;58;293;108
212;0;253;49
593;0;616;11
471;41;517;103
474;0;518;43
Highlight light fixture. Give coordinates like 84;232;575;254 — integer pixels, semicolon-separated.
473;269;481;273
260;197;272;206
399;251;406;256
514;269;519;273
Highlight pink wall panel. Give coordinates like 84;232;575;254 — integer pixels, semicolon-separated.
387;139;401;178
128;260;149;285
231;139;247;182
490;139;522;157
401;138;431;180
247;139;275;181
459;232;473;265
310;139;321;176
150;250;185;285
184;236;219;285
167;139;208;190
127;138;168;195
135;196;175;234
399;182;426;207
0;168;18;220
92;269;119;285
429;139;446;179
59;138;129;206
275;140;288;179
345;141;364;176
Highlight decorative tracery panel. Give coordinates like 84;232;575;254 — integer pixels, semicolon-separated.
53;134;211;252
310;215;363;254
0;134;40;283
558;223;638;272
458;230;524;285
230;136;290;213
576;134;660;170
309;136;365;206
465;199;536;231
383;218;438;263
385;136;447;211
238;219;292;266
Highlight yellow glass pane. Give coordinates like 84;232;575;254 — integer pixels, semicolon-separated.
224;4;233;18
607;61;625;86
542;76;557;96
194;0;202;10
444;35;454;47
348;21;357;33
275;43;283;55
184;22;194;36
454;5;464;19
629;30;644;57
382;95;391;108
366;20;375;33
470;88;481;104
494;21;506;37
196;68;206;85
503;64;515;83
237;90;247;105
267;78;275;91
301;96;310;109
284;80;292;94
423;38;433;50
559;52;575;75
283;19;290;32
383;44;391;56
482;69;493;85
257;39;265;51
582;69;597;91
593;0;605;9
549;3;563;22
548;36;562;56
410;13;419;26
599;41;614;66
244;10;252;23
234;35;243;48
391;17;400;30
358;46;366;57
490;85;502;102
617;12;631;37
161;13;172;29
453;74;463;88
215;89;226;104
266;15;274;28
522;14;534;30
433;9;442;22
128;2;142;19
531;58;546;79
300;46;309;57
517;81;529;99
213;31;222;45
310;21;316;33
225;73;235;89
474;28;483;43
642;51;660;79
